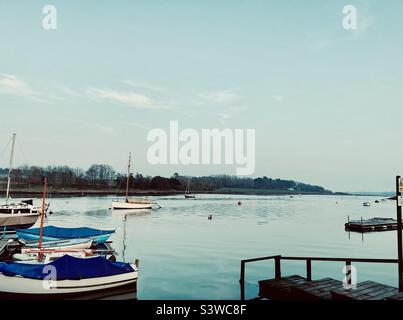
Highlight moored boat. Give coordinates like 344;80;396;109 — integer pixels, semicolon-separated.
112;199;156;210
184;178;195;199
0;255;138;299
0;134;47;231
21;238;93;252
16;226;114;244
112;153;159;210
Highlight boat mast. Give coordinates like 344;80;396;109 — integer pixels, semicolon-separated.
186;178;190;194
125;153;131;202
38;177;47;262
5;133;16;204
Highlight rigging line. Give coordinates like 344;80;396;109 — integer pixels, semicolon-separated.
112;157;132;202
16;138;29;166
0;137;12;165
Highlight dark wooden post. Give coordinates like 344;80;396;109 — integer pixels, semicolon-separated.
396;176;403;292
275;256;281;279
240;261;245;300
306;259;312;281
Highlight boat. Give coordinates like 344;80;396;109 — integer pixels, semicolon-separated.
112;198;157;210
363;202;371;207
184;178;195;199
16;226;114;244
0;134;45;231
0;255;138;299
21;238;93;252
112;153;158;210
13;250;89;263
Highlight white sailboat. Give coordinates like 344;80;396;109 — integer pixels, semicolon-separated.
0;134;43;230
184;178;195;199
111;153;158;210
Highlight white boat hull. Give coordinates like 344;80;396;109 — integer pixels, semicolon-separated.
112;201;153;210
21;239;93;253
0;266;138;295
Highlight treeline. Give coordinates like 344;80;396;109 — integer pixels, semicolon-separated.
0;165;330;193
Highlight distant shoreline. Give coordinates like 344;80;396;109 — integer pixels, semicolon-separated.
0;188;347;198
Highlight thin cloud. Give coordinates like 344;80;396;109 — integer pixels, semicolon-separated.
0;74;46;102
122;80;166;93
88;88;152;107
198;91;241;104
87;87;174;110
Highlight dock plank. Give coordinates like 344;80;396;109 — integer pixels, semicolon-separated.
258;275;308;300
386;292;403;300
291;278;343;300
331;281;398;300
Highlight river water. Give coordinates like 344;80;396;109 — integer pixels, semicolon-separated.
19;194;399;299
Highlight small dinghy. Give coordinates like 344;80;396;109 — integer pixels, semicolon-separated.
16;226;114;244
363;202;371;207
21;238;93;252
0;255;138;299
13;250;88;264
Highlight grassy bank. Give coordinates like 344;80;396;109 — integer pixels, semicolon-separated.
1;187;343;198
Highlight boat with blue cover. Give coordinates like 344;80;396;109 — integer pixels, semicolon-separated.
16;226;114;244
0;255;138;299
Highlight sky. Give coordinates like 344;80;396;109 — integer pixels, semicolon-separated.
0;0;403;192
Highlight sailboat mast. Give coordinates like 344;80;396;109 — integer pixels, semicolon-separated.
5;133;16;204
38;177;47;262
125;153;131;202
186;178;190;194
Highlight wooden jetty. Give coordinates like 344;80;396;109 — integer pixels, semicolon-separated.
345;217;399;232
240;255;401;300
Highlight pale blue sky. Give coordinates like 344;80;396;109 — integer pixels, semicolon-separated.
0;0;403;192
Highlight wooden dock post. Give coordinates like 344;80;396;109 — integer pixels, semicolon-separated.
275;256;282;279
396;176;403;292
240;260;245;300
306;259;312;281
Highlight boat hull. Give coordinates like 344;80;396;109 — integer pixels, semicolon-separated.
0;213;39;230
112;201;153;210
0;270;138;299
22;238;93;252
17;232;111;245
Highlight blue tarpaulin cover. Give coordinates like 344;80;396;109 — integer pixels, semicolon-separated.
15;226;115;239
0;255;135;280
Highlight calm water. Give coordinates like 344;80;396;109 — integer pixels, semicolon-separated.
13;194;400;299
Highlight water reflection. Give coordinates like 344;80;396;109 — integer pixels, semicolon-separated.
19;194;399;299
